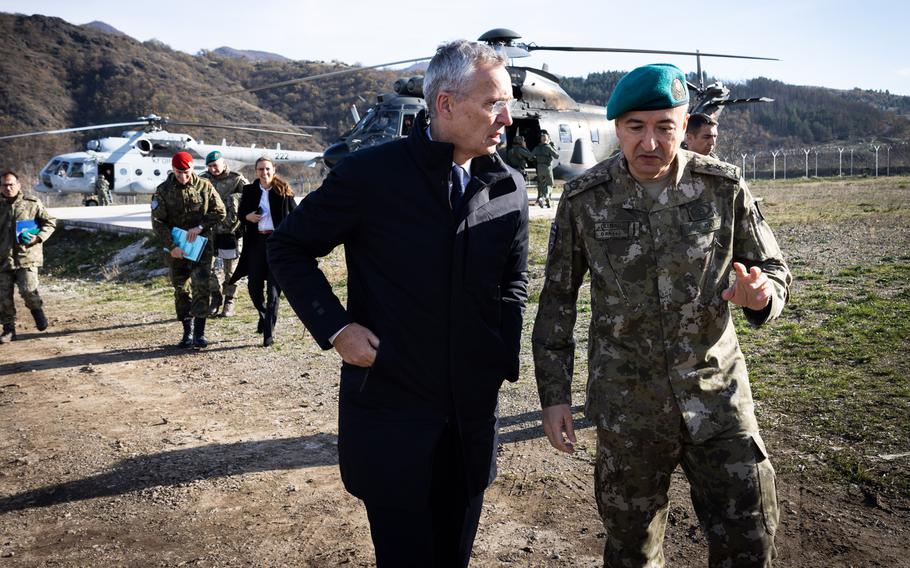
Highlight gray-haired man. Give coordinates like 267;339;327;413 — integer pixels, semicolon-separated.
269;40;528;567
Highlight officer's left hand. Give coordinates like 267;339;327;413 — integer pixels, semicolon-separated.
722;262;772;311
20;233;36;246
186;226;203;242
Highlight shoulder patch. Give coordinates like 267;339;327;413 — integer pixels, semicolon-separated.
563;159;614;199
689;154;741;181
150;199;158;210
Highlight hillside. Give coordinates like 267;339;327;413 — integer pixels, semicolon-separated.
0;13;402;177
1;12;908;178
561;72;910;152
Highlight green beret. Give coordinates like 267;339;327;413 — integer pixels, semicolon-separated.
606;64;690;120
205;150;223;164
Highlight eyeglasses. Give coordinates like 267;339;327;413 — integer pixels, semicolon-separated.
0;183;17;188
487;99;516;116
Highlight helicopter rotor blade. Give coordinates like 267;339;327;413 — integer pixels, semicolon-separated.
167;121;314;138
217;57;433;97
206;122;327;130
0;121;149;141
524;44;779;62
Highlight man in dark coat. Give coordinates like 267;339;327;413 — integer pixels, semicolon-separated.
268;39;529;567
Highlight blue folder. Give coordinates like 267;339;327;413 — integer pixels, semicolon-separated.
171;227;208;262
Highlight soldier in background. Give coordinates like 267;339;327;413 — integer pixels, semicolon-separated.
0;171;56;343
685;112;719;158
532;131;559;208
95;174;113;206
533;64;791;566
507;134;535;171
201;150;247;317
151;152;225;349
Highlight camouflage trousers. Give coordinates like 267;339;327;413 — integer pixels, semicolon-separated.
209;236;241;299
168;247;213;320
536;167;554;201
0;267;43;325
595;426;778;568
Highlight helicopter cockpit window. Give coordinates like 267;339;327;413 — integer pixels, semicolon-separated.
401;114;416;136
558;124;573;144
591;128;600;144
56;162;71;177
69;162;85;178
365;110;401;136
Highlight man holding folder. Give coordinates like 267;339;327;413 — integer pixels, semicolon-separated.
151;151;225;348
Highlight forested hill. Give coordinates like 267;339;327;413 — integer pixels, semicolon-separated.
561;72;910;151
1;12;907;177
0;13;403;175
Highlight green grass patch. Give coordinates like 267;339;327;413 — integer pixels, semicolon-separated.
740;262;910;495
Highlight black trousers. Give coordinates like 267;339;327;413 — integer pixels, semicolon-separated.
363;424;484;568
247;236;281;339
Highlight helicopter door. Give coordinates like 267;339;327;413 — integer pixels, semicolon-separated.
99;163;115;189
506;119;541;148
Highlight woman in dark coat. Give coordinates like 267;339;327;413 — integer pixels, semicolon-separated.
235;157;297;346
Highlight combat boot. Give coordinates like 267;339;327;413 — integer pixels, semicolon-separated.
209;292;223;316
31;308;48;331
193;317;208;349
221;297;235;318
0;323;15;344
178;319;193;348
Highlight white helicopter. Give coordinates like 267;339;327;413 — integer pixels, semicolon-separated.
0;115;323;205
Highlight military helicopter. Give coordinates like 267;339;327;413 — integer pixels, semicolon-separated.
312;29;777;176
0;114;323;205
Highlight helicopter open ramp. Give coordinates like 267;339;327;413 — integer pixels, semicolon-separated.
48;204;152;234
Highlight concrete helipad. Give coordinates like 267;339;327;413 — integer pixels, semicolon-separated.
48;193;558;235
48;204;153;234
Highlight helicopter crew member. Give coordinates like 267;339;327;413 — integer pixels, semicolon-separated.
201;150;248;318
532;131;559;208
0;171;56;344
95;174;113;206
533;63;791;567
506;134;534;171
268;40;528;567
685;112;720;158
151;151;226;349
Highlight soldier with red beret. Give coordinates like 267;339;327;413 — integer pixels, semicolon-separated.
151;152;226;348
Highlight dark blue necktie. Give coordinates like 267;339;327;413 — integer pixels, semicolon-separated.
450;165;466;212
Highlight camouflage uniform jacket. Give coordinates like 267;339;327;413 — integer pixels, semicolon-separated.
507;146;535;170
151;173;226;251
0;192;57;270
532;142;559;171
201;168;247;235
533;150;792;443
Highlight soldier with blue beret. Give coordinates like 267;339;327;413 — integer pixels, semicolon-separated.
534;62;790;566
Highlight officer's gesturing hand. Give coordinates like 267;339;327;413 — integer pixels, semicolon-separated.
722;262;772;310
542;404;576;453
333;323;380;367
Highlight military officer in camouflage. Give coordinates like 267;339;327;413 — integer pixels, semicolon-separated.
201;150;247;317
507;134;535;170
533;64;791;567
95;175;113;206
532;131;559;207
1;171;56;343
686;112;720;158
151;151;226;348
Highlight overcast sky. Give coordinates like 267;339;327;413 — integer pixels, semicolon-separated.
2;0;908;96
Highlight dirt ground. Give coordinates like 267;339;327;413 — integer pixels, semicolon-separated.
2;181;910;566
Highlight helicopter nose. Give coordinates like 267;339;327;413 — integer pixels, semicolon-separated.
323;142;351;169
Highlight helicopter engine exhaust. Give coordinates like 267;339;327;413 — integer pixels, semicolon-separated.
393;76;424;98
